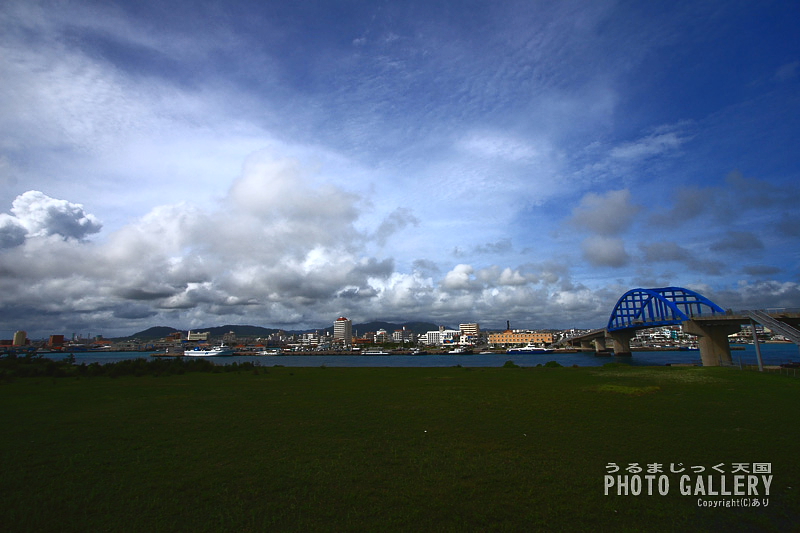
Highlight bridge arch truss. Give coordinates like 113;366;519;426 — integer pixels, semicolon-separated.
607;287;726;332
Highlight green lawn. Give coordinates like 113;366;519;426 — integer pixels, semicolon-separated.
1;364;798;532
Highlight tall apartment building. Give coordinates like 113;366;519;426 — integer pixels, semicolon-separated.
12;330;27;346
333;317;352;344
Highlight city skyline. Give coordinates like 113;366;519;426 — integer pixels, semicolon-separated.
1;1;799;338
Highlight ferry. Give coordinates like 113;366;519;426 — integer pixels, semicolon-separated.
506;343;554;354
184;344;235;357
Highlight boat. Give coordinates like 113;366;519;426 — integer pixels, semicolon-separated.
506;343;554;354
184;344;235;356
363;349;391;355
448;347;473;354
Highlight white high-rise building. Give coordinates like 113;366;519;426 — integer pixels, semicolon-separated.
333;317;352;344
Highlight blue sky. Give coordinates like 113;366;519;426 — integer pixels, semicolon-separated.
1;0;798;338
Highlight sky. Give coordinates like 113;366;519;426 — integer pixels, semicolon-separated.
1;0;799;338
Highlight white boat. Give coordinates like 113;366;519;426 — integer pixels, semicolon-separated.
363;349;391;355
506;343;553;354
184;344;234;356
448;347;473;354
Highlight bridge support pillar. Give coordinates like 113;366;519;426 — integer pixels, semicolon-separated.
682;320;741;366
593;337;607;352
609;330;635;356
580;340;594;351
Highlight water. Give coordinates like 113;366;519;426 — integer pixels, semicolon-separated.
42;343;800;367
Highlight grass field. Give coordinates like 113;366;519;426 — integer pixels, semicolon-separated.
1;362;798;532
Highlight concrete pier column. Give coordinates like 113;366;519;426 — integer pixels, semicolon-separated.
682;320;741;367
580;340;594;351
609;330;635;356
593;337;607;352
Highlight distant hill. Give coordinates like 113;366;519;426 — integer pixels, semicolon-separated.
123;325;281;340
124;326;181;340
122;322;449;340
203;325;284;337
319;321;446;336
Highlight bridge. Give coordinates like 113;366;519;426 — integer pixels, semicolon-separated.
559;287;800;367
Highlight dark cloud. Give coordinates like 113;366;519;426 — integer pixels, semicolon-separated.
373;208;419;246
474;238;513;255
115;288;179;301
412;259;440;274
639;241;725;275
580;236;630;268
0;215;26;248
710;281;800;311
650;171;799;228
776;216;800;237
710;231;764;253
742;265;782;277
569;189;640;236
112;304;159;320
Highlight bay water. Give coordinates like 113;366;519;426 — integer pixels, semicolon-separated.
44;343;799;368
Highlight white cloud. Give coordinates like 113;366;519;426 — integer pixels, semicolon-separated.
5;191;102;241
609;131;684;161
441;264;479;291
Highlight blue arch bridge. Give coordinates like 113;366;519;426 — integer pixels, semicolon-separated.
560;287;800;367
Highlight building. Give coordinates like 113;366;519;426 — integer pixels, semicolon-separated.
12;330;27;346
392;328;415;344
49;335;65;350
423;327;460;346
187;331;210;341
333;317;352;344
459;323;480;344
489;330;554;347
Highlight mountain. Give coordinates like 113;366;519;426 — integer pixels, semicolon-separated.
123;325;281;340
123;322;447;340
124;326;181;340
202;325;284;337
319;321;446;336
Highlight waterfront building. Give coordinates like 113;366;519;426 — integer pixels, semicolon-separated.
489;330;554;346
12;330;27;346
423;328;460;346
49;335;65;350
334;317;353;344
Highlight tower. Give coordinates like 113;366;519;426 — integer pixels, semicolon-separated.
333;317;352;344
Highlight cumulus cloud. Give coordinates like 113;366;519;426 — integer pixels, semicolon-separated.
569;189;640;236
0;214;26;249
0;191;102;245
441;264;479;291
